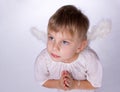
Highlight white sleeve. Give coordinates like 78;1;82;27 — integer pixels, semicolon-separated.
85;48;103;87
34;49;49;86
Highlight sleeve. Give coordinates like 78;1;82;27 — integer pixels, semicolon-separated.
85;48;103;88
34;49;50;86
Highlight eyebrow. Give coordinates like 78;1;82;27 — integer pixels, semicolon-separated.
47;32;54;37
48;32;52;35
48;32;74;42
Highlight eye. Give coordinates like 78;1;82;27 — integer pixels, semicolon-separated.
62;40;69;45
48;36;54;41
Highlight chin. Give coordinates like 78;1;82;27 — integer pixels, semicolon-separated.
51;58;61;62
51;57;64;62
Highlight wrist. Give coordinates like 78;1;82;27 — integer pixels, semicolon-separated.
74;80;80;89
57;79;61;89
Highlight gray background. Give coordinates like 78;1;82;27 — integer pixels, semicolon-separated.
0;0;120;92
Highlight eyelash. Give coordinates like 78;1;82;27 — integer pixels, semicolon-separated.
62;40;69;45
48;36;54;41
48;36;70;45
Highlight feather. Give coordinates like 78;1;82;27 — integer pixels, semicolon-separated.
31;27;47;44
87;19;112;41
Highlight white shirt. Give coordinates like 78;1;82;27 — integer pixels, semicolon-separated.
34;47;102;92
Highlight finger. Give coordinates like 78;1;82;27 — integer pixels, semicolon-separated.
64;70;70;75
62;71;69;78
65;80;69;87
63;74;72;80
64;85;69;91
64;78;71;87
61;71;65;76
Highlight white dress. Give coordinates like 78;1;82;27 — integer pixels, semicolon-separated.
34;47;102;92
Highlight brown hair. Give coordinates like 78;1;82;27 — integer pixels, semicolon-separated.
47;5;89;40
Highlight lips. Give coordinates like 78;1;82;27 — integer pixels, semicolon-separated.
51;53;60;58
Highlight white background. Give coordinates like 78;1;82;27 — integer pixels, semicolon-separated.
0;0;120;92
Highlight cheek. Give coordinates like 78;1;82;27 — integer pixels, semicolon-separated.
61;47;77;56
47;42;52;51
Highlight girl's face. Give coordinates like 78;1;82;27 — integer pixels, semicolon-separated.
47;30;86;63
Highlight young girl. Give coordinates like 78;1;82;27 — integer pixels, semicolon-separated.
34;5;103;92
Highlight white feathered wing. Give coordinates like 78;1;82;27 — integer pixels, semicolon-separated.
31;27;47;44
31;19;112;44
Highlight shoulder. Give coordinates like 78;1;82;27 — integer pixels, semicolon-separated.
35;48;49;64
78;46;101;67
78;47;102;75
39;48;48;55
81;46;99;61
38;48;49;57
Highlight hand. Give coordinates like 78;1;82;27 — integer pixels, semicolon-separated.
58;71;68;90
62;70;76;90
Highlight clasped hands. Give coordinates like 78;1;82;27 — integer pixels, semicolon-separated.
59;70;77;91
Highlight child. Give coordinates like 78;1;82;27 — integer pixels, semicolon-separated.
34;5;102;92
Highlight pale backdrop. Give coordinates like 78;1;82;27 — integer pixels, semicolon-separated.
0;0;120;92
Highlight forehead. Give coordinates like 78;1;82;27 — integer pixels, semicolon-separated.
48;26;76;36
48;29;77;40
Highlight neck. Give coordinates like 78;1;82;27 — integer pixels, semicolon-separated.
63;53;79;63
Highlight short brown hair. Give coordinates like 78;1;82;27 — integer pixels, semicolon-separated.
47;5;89;40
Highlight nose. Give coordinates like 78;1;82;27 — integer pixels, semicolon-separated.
53;42;60;51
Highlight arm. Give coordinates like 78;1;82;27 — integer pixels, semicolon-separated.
42;76;96;90
63;71;97;90
74;80;96;90
42;73;68;90
42;71;96;90
43;79;60;89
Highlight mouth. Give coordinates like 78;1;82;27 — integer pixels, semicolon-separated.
51;53;60;58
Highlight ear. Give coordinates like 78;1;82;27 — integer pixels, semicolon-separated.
76;40;88;53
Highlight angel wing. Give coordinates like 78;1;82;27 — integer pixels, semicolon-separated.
31;27;47;44
87;19;112;41
31;19;112;44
